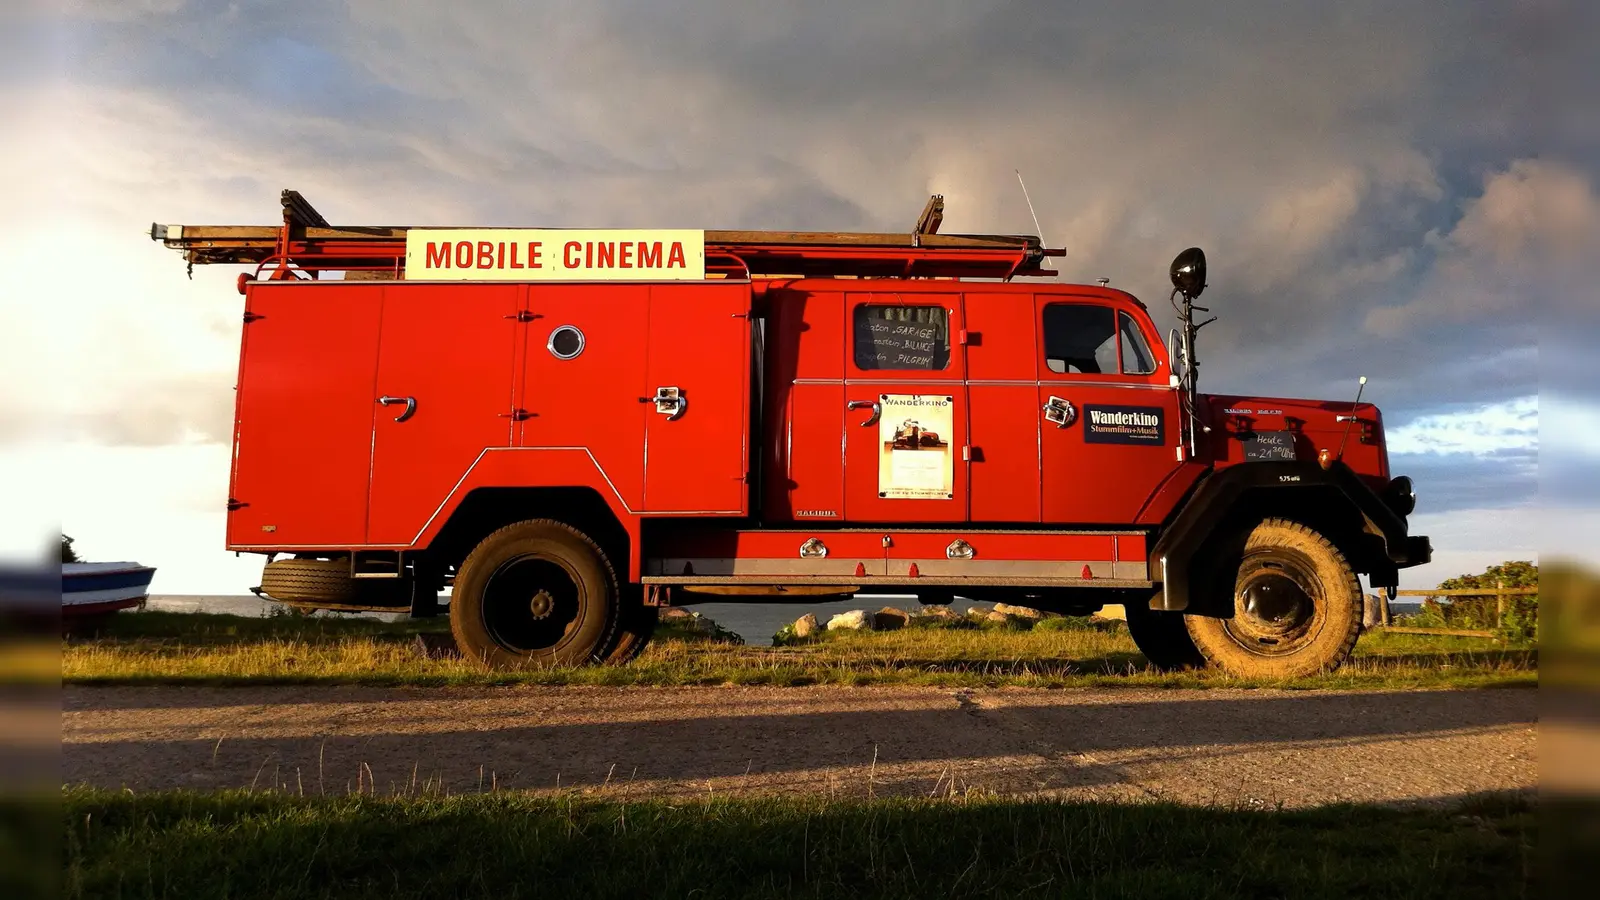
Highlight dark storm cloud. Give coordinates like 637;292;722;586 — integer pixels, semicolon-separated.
12;0;1592;505
1391;449;1539;514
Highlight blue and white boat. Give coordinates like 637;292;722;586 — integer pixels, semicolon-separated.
62;562;156;618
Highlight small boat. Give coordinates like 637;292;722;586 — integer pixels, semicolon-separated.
62;562;156;618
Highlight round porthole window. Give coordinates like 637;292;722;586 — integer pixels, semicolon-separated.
547;325;585;360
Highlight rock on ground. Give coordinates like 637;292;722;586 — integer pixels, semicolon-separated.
827;610;871;631
873;607;911;630
992;603;1048;620
793;613;820;639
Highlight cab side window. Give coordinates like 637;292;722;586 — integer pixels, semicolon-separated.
1042;304;1118;374
853;304;950;370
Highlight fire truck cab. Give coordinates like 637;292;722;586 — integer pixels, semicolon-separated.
156;191;1430;677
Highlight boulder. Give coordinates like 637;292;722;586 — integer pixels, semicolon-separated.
984;610;1012;624
872;607;911;630
793;613;821;639
993;602;1047;620
826;609;872;631
1092;604;1127;622
912;604;956;619
661;607;696;620
964;605;994;619
1362;593;1389;629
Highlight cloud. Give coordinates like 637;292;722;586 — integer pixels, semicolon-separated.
1386;396;1537;457
1365;159;1597;336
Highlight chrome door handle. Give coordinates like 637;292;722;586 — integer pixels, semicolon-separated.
378;395;416;422
653;386;687;421
847;399;881;427
1042;396;1076;428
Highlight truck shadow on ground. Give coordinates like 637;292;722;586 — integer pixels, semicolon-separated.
64;687;1536;799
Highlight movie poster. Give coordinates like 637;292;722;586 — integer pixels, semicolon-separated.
877;394;954;499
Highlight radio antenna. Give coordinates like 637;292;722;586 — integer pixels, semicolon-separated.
1335;376;1369;462
1015;170;1047;244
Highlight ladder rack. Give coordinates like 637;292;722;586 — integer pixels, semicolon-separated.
151;190;1063;281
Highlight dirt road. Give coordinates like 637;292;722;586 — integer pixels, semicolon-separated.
63;685;1536;807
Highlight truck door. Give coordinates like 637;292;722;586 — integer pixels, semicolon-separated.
367;284;521;545
1035;297;1182;523
963;291;1043;523
842;293;967;522
642;283;752;514
228;283;383;549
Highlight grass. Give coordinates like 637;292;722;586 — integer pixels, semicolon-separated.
51;786;1535;900
59;610;1537;690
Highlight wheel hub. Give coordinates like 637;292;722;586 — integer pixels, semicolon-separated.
1241;573;1311;630
481;555;583;654
1225;555;1321;656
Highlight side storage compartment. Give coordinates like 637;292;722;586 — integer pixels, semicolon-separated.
641;282;753;514
228;283;383;549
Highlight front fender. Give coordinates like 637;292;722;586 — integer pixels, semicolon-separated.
1148;461;1430;612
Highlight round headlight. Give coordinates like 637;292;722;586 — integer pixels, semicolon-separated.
1385;476;1416;516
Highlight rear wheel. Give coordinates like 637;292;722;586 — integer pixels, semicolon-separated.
1184;518;1362;678
450;520;619;668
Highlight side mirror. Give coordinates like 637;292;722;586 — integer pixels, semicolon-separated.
1169;247;1207;300
1167;327;1185;386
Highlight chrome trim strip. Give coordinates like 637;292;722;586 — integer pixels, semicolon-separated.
792;378;1172;391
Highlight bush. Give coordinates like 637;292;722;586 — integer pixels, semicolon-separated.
1401;561;1538;643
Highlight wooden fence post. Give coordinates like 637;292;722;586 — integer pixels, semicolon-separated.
1496;579;1505;623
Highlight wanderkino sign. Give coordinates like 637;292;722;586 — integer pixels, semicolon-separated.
404;229;706;281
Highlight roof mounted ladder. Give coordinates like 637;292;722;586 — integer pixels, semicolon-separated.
153;191;1063;281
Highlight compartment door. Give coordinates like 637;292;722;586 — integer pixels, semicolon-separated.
642;283;752;514
228;284;383;548
367;284;521;544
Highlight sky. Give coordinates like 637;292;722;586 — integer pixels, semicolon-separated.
3;0;1594;593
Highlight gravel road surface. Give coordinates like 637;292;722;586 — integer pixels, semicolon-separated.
63;685;1536;807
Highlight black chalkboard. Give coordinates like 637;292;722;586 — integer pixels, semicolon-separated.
1242;430;1298;461
852;306;950;370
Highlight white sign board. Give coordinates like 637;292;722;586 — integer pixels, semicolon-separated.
404;229;706;281
877;394;955;500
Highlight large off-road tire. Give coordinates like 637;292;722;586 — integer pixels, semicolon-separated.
259;559;355;604
601;590;658;665
450;520;620;668
1184;518;1363;678
1124;600;1206;670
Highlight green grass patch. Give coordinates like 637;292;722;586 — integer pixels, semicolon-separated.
58;786;1534;900
61;611;1537;690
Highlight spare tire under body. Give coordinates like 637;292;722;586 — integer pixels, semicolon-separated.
257;558;412;611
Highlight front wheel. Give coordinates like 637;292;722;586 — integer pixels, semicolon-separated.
450;520;619;668
1184;518;1363;678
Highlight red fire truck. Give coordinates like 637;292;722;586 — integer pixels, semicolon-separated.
153;191;1429;677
